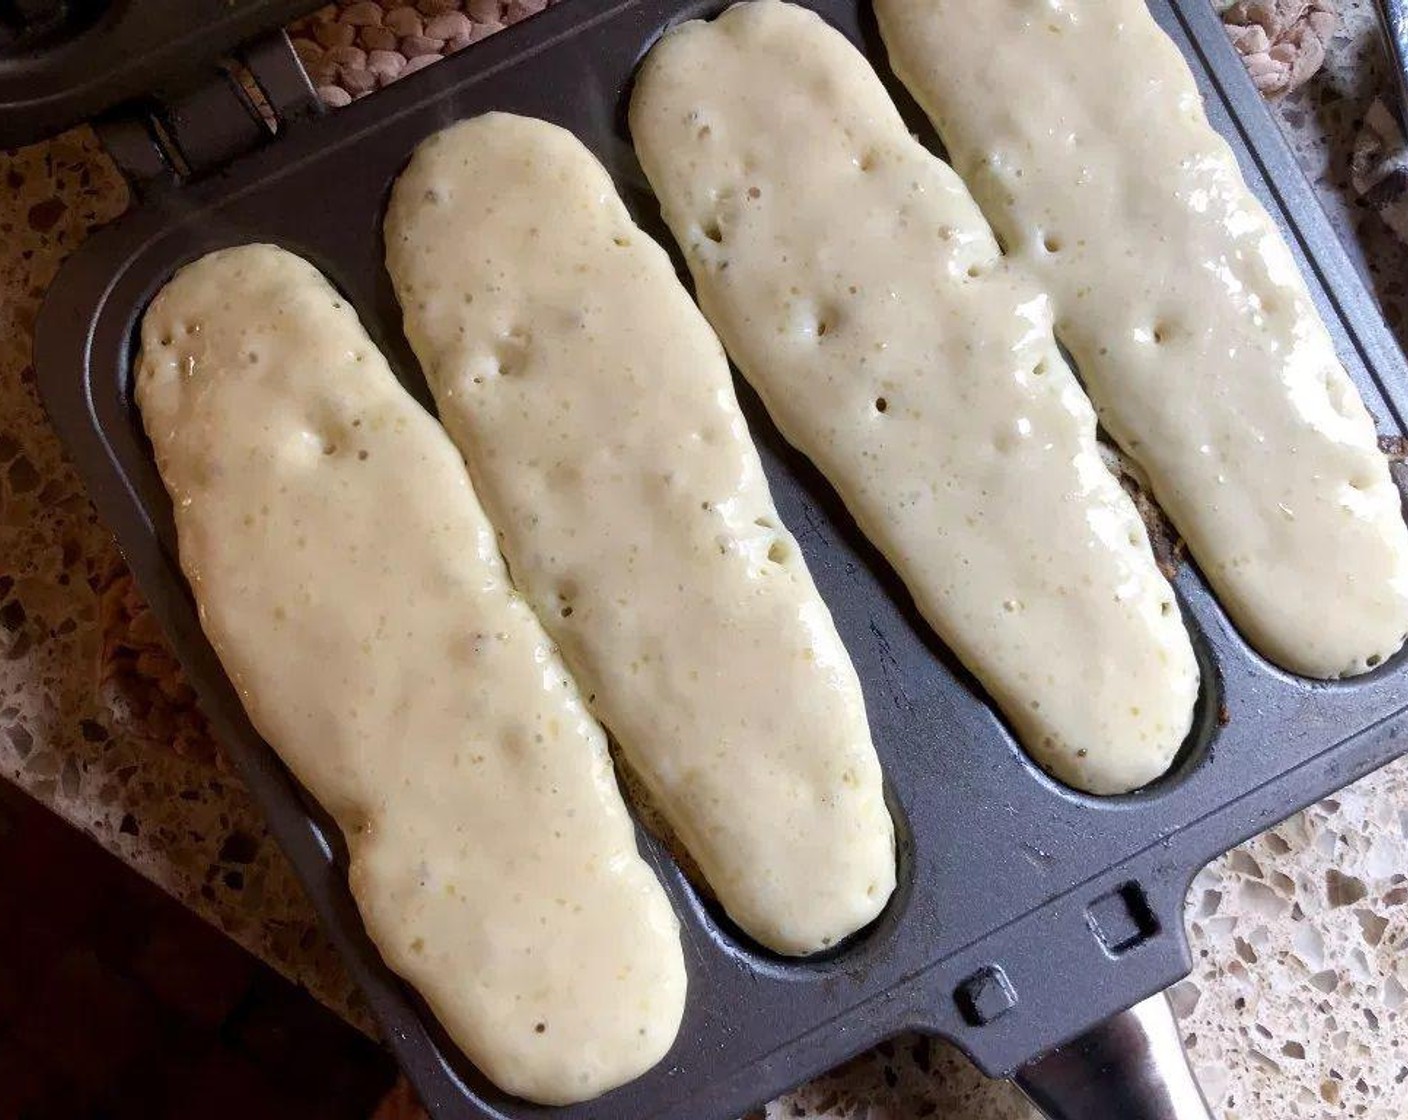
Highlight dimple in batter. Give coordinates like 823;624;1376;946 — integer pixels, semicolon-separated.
136;245;686;1106
630;0;1199;794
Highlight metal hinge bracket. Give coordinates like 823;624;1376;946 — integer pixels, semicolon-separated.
93;28;322;196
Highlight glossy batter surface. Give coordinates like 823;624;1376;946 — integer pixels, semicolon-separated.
877;0;1408;678
136;245;685;1105
385;114;895;953
630;1;1198;793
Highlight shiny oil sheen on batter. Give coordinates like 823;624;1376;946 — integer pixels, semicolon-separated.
384;113;896;954
630;1;1199;794
136;245;686;1105
876;0;1408;678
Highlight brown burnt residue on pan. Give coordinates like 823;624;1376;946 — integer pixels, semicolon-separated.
1379;436;1408;515
1378;434;1408;461
1098;440;1186;581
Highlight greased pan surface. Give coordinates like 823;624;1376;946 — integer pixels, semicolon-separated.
34;1;1408;1117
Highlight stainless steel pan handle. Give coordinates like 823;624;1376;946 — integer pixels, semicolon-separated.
1011;994;1214;1120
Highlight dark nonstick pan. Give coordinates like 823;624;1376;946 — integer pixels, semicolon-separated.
31;1;1408;1116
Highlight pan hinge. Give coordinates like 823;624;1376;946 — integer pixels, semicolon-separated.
94;29;322;195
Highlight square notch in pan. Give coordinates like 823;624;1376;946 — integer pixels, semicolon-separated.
1087;881;1161;957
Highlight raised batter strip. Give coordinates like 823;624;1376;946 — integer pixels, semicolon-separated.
385;113;895;954
876;0;1408;678
630;1;1198;794
136;245;685;1105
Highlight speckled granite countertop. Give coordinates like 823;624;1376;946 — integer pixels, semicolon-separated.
2;2;1408;1117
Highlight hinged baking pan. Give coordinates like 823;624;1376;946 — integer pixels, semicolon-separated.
33;1;1408;1116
